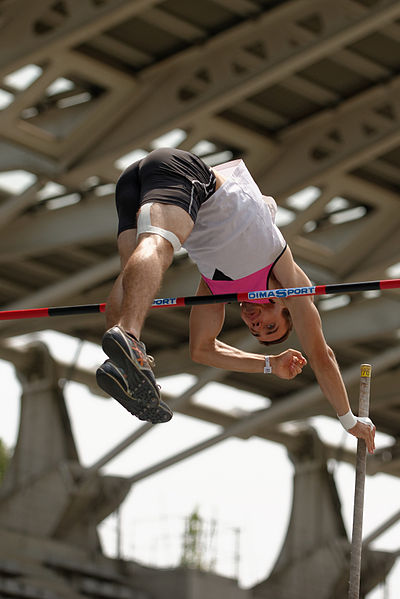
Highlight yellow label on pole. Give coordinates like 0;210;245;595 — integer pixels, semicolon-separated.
361;365;371;378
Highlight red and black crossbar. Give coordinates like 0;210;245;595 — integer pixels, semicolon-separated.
0;278;398;321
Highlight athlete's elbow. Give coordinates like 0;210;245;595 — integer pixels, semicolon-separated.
325;344;337;366
309;344;337;370
190;341;212;365
190;346;207;365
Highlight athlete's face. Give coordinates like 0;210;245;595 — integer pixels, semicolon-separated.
240;301;289;343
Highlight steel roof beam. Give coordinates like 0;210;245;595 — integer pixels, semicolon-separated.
259;74;400;197
211;0;260;17
316;297;400;345
0;0;165;77
0;181;42;229
140;7;206;41
67;0;400;178
0;256;119;338
0;195;115;263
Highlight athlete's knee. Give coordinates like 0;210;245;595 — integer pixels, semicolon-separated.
135;233;175;271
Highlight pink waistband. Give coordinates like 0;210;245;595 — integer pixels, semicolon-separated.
202;264;273;303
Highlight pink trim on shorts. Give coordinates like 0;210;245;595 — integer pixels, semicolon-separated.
202;264;274;303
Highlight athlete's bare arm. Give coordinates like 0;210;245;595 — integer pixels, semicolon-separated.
189;278;306;380
272;246;375;453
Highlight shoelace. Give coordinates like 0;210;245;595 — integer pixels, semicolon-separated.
118;360;161;393
146;355;161;390
147;355;155;368
135;337;155;368
118;365;161;395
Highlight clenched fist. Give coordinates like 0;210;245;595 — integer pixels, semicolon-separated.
270;349;307;380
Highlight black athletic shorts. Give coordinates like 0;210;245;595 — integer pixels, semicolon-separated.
115;147;217;236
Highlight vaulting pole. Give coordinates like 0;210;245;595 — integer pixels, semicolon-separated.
0;278;398;320
348;364;372;599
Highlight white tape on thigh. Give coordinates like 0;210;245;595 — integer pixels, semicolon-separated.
137;203;181;252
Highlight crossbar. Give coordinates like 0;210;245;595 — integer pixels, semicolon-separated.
0;278;398;321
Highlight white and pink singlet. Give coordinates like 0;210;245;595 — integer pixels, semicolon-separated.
183;159;287;300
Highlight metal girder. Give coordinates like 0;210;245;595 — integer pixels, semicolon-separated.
65;0;400;181
212;0;260;17
0;139;59;175
319;297;400;345
341;226;400;282
0;278;28;301
0;181;43;228
383;20;400;40
0;257;119;339
281;73;340;105
376;408;400;431
284;172;400;277
367;157;400;186
1;340;399;483
197;114;275;173
140;6;206;41
231;98;290;129
294;224;400;284
0;0;164;77
1;255;119;311
0;50;136;164
364;508;400;548
88;33;153;67
369;371;400;411
0;0;398;526
283;173;398;240
334;217;398;279
259;74;400;197
333;47;391;81
0;194;115;262
335;173;399;210
370;449;400;477
127;346;400;485
85;361;236;479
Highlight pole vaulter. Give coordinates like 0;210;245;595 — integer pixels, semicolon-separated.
0;278;398;321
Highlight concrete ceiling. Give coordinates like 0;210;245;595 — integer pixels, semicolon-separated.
0;0;399;477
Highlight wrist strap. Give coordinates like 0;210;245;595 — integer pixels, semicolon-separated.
264;355;272;374
338;409;357;431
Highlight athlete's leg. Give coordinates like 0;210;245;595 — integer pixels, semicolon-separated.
99;224;170;419
118;202;193;339
99;203;193;417
105;229;137;329
100;146;212;421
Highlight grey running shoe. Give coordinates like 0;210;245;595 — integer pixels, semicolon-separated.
96;360;172;423
102;325;160;409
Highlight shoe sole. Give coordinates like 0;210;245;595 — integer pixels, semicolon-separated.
102;333;160;409
96;366;172;423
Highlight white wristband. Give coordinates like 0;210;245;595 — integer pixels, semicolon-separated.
338;409;357;431
264;355;272;374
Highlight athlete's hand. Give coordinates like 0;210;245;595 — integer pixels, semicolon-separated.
348;417;376;454
270;349;307;380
